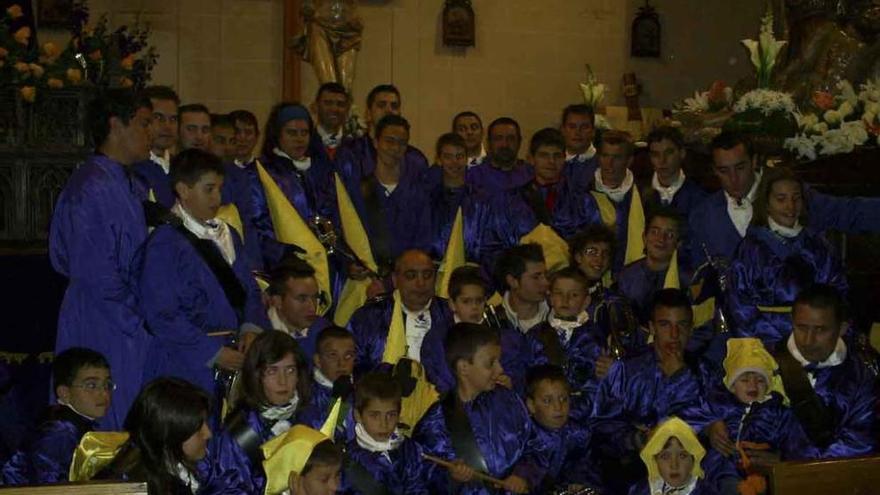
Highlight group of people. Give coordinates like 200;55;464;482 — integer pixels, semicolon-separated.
1;80;879;494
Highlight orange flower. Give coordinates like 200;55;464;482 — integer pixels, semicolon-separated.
42;42;60;58
120;54;134;70
28;63;44;78
6;4;23;19
47;78;64;89
20;86;36;103
66;68;83;84
13;26;31;45
119;77;133;88
88;49;102;61
707;80;729;102
812;91;835;111
14;61;29;73
0;47;8;58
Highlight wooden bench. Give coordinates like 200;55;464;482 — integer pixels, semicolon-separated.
770;455;880;494
0;481;147;494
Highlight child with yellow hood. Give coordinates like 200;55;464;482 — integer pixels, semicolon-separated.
631;416;713;495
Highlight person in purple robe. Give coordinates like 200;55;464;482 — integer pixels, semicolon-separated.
447;266;546;396
229;109;261;169
521;364;601;494
776;285;876;460
312;82;351;163
50;88;154;430
93;377;213;494
452;111;487;168
642;127;708;224
203;331;310;494
139;149;268;398
132;85;179;209
249;103;338;268
465;117;534;198
560;104;599;191
348;250;453;390
727;167;848;351
341;371;431;494
2;348;111;485
591;289;715;494
491;244;550;335
481;128;603;275
528;267;604;425
266;261;334;362
338;84;429;179
298;326;356;443
688;131;880;269
335;116;433;274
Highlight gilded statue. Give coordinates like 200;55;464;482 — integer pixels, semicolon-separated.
775;0;880;105
293;0;363;91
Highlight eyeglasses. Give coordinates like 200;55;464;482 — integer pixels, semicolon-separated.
72;380;116;392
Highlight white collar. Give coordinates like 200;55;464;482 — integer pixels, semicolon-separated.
786;333;847;369
402;299;432;317
566;144;596;163
233;156;255;168
58;401;96;421
268;306;309;338
150;149;171;175
652;169;686;204
273;147;311;172
767;217;804;238
172;202;236;265
650;476;697;495
467;146;487;168
317;125;344;147
724;168;762;208
594;168;634;203
502;291;550;333
175;463;200;494
548;310;590;344
313;367;334;389
261;393;300;437
355;422;404;459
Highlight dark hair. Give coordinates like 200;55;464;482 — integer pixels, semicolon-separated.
435;132;467;158
445;322;500;374
117;377;211;492
392;249;433;274
316;82;349;102
267;260;317;297
525;364;569;399
316;325;355;353
375;114;410;139
649;288;693;321
53;347;110;391
793;284;846;325
710;130;754;158
169;148;225;195
645;206;683;237
301;439;343;475
229;109;260;134
494;243;545;289
354;371;402;413
366;84;400;109
529;127;566;156
561;104;595;126
595;129;634;157
449;266;488;301
548;266;589;291
487;117;522;141
87;88;152;146
261;102;313;158
568;225;616;258
751;166;808;228
210;113;234;130
178;103;210;119
141;85;180;106
238;331;310;410
452;111;483;131
646;126;685;149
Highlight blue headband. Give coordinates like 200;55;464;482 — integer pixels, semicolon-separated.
276;105;311;128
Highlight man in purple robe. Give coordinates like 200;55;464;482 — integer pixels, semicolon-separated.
131;85;179;209
465;117;533;197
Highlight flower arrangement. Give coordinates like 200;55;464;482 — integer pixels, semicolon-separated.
681;80;733;114
578;64;611;129
0;1;157;103
741;6;786;90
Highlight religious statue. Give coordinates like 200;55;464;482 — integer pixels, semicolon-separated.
775;0;880;106
293;0;363;92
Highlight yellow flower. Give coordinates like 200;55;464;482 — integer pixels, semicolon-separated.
0;47;8;58
119;77;133;88
120;54;134;70
7;4;23;19
66;68;83;84
14;61;29;73
13;26;31;45
89;49;102;61
20;86;36;103
47;78;64;89
28;63;44;78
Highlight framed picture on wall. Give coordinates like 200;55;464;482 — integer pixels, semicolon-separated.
37;0;73;29
631;1;660;58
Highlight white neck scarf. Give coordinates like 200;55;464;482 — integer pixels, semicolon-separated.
150;149;171;175
468;146;487;168
767;217;804;239
650;476;697;495
652;169;686;204
313;367;334;389
502;291;550;334
268;306;308;338
273;147;311;172
175;463;200;494
548;310;590;345
317;125;343;148
724;168;763;238
787;333;847;370
566;144;596;163
355;422;404;461
233;156;254;169
594;168;634;203
172;202;236;265
261;393;300;436
402;300;432;361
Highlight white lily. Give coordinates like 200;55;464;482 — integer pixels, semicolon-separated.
579;64;606;107
741;6;786;88
683;91;710;113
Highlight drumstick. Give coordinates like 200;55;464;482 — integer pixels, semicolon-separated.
421;453;504;485
207;331;236;338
